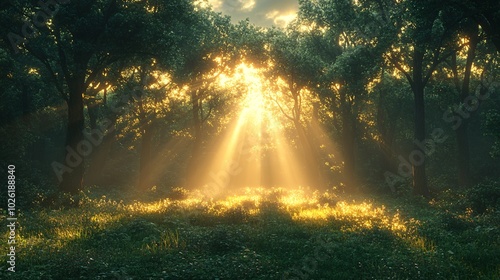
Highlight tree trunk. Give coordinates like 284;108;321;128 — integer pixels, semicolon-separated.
337;88;357;190
411;48;430;197
290;88;324;188
139;123;154;190
59;82;85;193
84;89;114;186
341;109;356;189
376;69;397;179
186;90;203;182
310;102;327;187
87;99;98;130
456;25;478;187
471;4;500;53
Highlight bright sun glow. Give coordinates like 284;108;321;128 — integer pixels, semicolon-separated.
266;10;297;27
234;63;278;129
185;62;321;196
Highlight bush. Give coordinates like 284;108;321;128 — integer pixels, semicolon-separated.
207;225;244;253
466;181;500;214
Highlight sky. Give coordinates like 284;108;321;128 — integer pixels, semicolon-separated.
207;0;299;28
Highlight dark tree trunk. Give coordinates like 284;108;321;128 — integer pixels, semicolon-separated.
455;24;478;187
411;48;430;197
180;89;206;189
376;69;397;179
309;102;327;187
87;100;98;130
59;81;85;193
377;96;396;178
412;81;429;197
337;88;357;190
470;1;500;53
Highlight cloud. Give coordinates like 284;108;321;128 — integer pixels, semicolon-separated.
268;12;297;27
219;0;256;12
208;0;223;9
209;0;299;27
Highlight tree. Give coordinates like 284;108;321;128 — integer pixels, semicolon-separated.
0;43;62;182
447;21;480;187
170;8;237;180
444;0;500;53
373;70;412;184
265;27;327;187
0;0;195;193
385;0;460;196
297;0;390;189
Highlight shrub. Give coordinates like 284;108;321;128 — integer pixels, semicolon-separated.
466;181;500;214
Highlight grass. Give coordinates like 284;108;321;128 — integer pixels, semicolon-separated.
1;186;499;279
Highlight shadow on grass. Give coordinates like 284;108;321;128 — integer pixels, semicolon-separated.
1;187;498;279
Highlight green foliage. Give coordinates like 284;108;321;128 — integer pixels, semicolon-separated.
485;110;500;157
465;181;500;214
0;0;499;277
143;229;185;253
207;225;244;253
1;188;499;279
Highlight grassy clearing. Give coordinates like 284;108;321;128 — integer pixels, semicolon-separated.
1;186;499;279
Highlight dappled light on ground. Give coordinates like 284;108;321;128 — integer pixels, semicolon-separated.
89;187;419;241
4;186;499;279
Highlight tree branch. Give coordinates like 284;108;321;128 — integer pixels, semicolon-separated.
386;53;413;86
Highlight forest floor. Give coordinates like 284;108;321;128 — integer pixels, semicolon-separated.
1;185;499;279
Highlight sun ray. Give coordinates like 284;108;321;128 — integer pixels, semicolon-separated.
183;62;336;195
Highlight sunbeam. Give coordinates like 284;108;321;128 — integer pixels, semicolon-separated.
186;63;327;196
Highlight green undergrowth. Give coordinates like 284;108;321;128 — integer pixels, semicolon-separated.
0;184;499;279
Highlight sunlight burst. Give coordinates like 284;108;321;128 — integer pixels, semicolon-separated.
187;63;322;195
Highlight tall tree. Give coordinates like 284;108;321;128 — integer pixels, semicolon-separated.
444;0;500;53
0;0;195;193
266;28;325;187
385;0;459;196
171;9;236;178
298;0;390;189
448;21;480;187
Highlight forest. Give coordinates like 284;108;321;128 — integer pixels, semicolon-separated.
0;0;499;279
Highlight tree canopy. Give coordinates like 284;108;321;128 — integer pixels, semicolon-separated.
1;0;499;197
